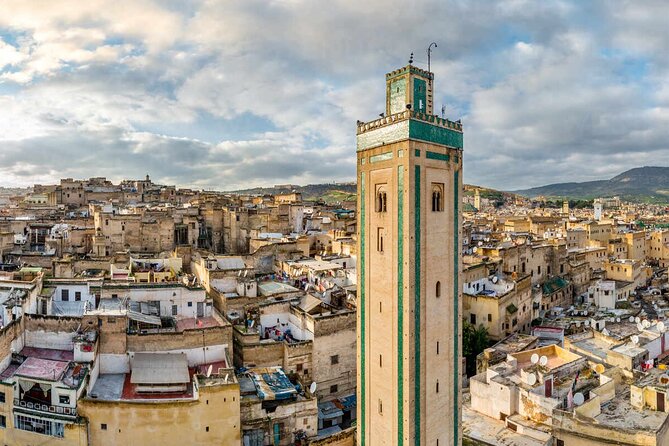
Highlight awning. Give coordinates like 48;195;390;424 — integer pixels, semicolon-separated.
127;310;161;326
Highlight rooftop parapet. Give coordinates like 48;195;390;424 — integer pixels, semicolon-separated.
356;109;462;136
385;64;434;80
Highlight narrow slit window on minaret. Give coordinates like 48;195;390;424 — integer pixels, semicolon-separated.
436;281;441;297
377;228;384;252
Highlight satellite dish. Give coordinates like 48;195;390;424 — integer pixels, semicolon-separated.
531;354;539;364
492;276;499;284
631;335;639;344
573;392;585;406
643;320;651;328
594;364;605;374
528;373;537;385
636;317;641;324
539;356;548;367
629;316;635;323
309;382;318;394
658;322;666;332
584;320;590;327
206;365;213;378
637;323;645;331
473;247;478;253
616;317;621;323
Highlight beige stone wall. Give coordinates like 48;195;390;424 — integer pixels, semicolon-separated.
312;313;356;400
78;381;241;446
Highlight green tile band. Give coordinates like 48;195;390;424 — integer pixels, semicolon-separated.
414;165;421;446
360;172;366;444
425;151;450;162
453;169;459;446
369;152;393;163
397;165;404;445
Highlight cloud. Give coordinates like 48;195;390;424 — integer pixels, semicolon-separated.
0;0;667;191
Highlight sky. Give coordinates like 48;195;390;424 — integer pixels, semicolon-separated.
0;0;668;191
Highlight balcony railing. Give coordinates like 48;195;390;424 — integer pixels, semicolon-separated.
13;398;78;418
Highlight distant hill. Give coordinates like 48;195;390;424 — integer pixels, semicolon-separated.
230;183;356;204
513;166;669;202
231;182;517;205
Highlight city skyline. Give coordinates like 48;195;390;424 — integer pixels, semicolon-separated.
1;1;668;191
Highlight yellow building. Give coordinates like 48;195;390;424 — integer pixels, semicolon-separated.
78;372;241;446
356;63;463;445
648;229;669;267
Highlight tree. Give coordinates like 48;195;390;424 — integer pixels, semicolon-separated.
462;320;490;376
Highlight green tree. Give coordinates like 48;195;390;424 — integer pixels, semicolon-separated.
462;320;490;376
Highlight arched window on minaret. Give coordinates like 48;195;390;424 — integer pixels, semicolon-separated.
376;189;387;212
431;184;443;212
436;281;441;298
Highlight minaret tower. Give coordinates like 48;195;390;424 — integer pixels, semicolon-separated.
356;62;463;445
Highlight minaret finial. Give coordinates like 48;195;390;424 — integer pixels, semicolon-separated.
409;52;414;64
428;42;438;72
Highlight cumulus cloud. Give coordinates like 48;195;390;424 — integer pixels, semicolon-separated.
0;0;667;190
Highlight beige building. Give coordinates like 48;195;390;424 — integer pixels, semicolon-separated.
463;273;532;340
648;229;669;267
622;230;647;260
604;259;649;289
357;63;463;445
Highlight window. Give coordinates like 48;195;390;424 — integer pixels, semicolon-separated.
431;184;444;212
0;391;5;403
437;342;439;355
61;289;69;301
470;314;476;324
379;399;383;414
206;426;209;432
101;424;107;430
488;313;492;322
296;363;303;372
188;302;193;307
0;415;5;428
436;380;439;393
436;281;441;298
172;305;178;316
330;355;339;365
15;414;64;437
59;395;70;405
380;355;383;367
537;266;541;274
376;189;388;212
75;291;81;301
556;440;564;446
377;228;384;252
330;384;338;394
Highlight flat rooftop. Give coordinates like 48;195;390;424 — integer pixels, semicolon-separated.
462;395;547;446
595;386;668;432
89;372;195;402
15;357;69;382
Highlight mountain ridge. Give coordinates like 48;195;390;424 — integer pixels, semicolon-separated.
513;166;669;202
